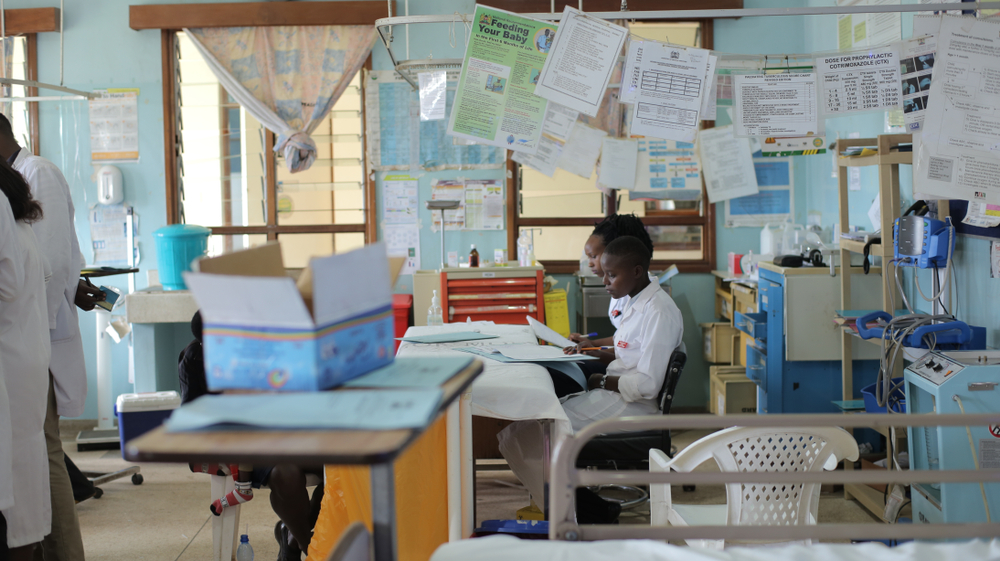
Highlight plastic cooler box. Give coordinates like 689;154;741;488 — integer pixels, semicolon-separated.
116;391;182;458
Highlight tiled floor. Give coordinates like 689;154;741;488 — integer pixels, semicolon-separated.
64;423;880;560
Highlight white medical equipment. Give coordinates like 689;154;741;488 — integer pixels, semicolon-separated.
97;165;124;205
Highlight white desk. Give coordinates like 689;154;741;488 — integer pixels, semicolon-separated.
395;323;570;540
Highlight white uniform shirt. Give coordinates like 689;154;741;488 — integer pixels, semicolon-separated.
607;278;683;407
12;149;87;418
607;273;657;330
0;193;22;511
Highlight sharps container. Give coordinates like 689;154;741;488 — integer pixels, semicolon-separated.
153;225;211;290
116;391;182;459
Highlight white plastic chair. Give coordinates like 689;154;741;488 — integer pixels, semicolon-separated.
649;426;860;549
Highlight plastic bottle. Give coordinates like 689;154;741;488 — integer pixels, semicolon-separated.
579;251;589;275
427;290;444;326
236;533;254;561
469;244;480;267
517;231;532;267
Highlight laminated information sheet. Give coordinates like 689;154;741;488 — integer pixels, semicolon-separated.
431;179;466;231
899;36;936;132
817;46;902;115
511;102;579;176
699;125;759;203
733;74;820;137
448;6;557;153
382;175;418;225
629;42;711;142
89;89;140;162
917;16;1000;204
725;159;794;228
464;179;504;230
597;138;639;189
533;6;627;117
632;138;702;199
555;122;607;178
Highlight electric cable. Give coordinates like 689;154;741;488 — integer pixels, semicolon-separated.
914;222;953;303
953;395;991;523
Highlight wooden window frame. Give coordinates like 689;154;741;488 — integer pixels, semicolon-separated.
155;9;378;242
507;19;717;275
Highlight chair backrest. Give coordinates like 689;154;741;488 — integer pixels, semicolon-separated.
657;344;687;415
667;426;859;531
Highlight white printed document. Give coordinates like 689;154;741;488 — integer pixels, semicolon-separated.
698;125;759;203
598;138;639;189
382;176;419;225
418;71;447;121
619;39;644;104
817;46;902;115
556;122;607;178
534;6;628;117
629;42;711;142
700;55;719;121
899;36;935;132
917;16;1000;204
734;73;820;137
527;316;575;348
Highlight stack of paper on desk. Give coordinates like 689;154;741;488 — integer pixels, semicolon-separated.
495;344;595;362
343;356;473;388
398;332;498;344
165;389;444;433
454;347;590;390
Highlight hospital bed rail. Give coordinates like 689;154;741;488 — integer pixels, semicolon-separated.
549;412;1000;543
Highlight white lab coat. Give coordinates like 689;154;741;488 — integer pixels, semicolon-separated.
0;222;52;547
13;150;87;418
606;273;657;330
0;193;22;512
501;278;683;503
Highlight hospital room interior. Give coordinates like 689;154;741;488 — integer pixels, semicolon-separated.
1;0;999;560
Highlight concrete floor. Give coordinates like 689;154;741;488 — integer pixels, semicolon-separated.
63;423;880;561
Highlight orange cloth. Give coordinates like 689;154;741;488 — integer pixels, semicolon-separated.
306;416;450;561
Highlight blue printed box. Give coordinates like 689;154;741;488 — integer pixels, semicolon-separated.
185;242;398;392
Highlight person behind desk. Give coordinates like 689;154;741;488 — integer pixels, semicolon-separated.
179;311;325;561
499;236;683;523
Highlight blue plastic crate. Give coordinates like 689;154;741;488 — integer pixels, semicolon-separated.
861;379;906;413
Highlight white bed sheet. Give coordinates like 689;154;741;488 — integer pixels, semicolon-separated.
396;323;570;433
431;535;1000;561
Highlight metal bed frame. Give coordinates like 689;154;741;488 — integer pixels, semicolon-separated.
548;412;1000;543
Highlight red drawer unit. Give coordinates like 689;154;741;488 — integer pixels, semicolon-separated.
439;269;545;325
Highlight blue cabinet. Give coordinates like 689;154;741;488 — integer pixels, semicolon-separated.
735;263;882;414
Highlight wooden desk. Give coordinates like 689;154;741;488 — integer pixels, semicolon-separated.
125;360;484;561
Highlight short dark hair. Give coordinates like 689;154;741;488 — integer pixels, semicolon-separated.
591;213;654;255
603;235;651;272
0;113;14;142
0;158;41;223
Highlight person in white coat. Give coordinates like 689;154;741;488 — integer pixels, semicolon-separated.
0;158;52;560
499;236;683;524
0;115;99;561
0;189;24;521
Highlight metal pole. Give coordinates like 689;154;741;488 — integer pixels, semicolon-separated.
371;462;397;561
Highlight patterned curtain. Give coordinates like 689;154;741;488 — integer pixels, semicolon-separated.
185;26;376;173
0;38;15;123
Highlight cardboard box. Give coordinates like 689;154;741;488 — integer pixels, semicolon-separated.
732;283;757;316
738;332;751;367
701;322;740;364
185;242;404;392
710;368;757;415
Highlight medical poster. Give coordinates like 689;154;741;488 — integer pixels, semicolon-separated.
899;36;936;132
534;7;627;117
632;138;702;199
447;6;557;153
837;0;901;50
963;201;1000;229
817;46;902;115
597;138;638;189
629;42;711;142
430;179;466;231
89;89;139;162
89;204;133;265
917;16;1000;204
511;102;578;177
382;175;419;225
725;158;794;228
699;125;759;204
383;224;421;275
733;74;820;137
464;179;504;230
365;70;504;171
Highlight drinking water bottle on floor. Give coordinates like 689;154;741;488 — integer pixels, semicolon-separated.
236;530;254;561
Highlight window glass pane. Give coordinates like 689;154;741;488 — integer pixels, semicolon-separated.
177;32;266;228
276;74;364;226
8;37;30;153
520;167;603;218
206;234;268;258
277;232;366;268
649;225;703;261
520;226;594;262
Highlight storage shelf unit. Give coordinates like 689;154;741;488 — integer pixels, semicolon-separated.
439;267;546;324
836;134;910;520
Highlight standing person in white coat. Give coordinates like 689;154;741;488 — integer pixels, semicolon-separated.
0;189;25;548
0;158;52;561
0;115;100;561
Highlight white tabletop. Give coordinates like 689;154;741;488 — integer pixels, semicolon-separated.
396;323;570;431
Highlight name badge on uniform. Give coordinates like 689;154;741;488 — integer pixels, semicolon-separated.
611;310;622;318
617;340;629;349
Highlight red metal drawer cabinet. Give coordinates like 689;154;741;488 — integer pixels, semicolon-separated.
439;268;545;325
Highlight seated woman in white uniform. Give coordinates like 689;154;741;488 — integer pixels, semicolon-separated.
547;214;657;397
0;159;52;561
499;236;683;524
